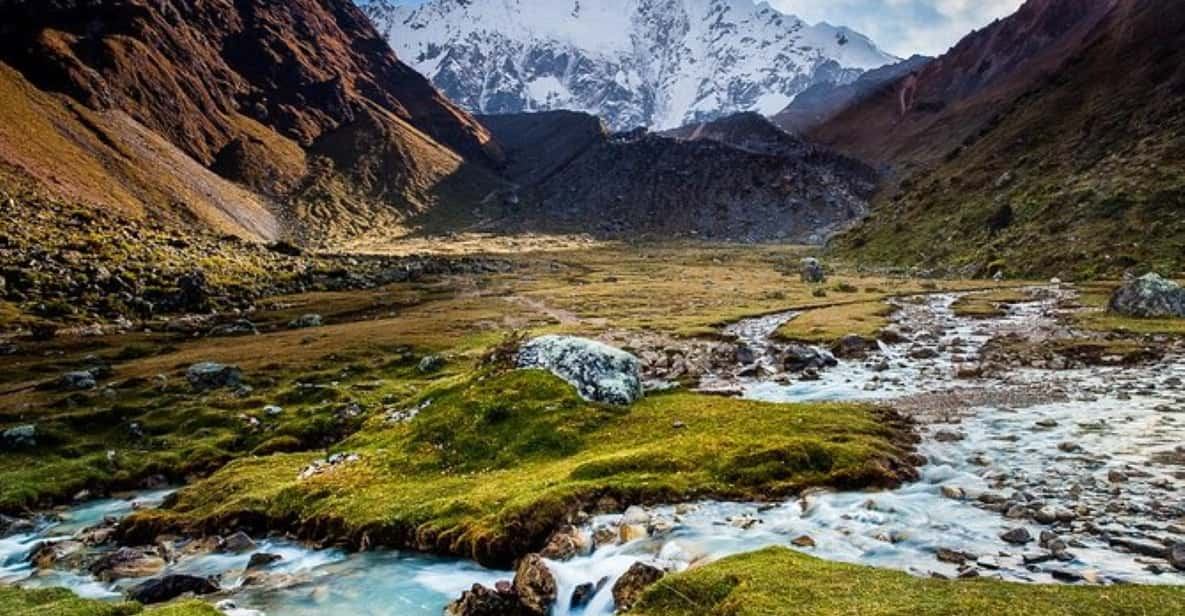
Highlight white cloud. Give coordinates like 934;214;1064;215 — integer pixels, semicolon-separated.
769;0;1025;57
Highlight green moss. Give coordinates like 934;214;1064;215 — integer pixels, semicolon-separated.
633;547;1185;616
127;370;915;567
0;587;218;616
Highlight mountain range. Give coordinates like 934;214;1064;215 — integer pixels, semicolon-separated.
361;0;898;131
0;0;1180;277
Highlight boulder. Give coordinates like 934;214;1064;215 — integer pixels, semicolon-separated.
1;424;36;449
186;362;242;391
516;336;643;405
1169;543;1185;571
89;546;166;581
59;371;97;390
999;527;1033;545
612;562;665;612
219;531;257;553
418;354;446;374
288;313;323;329
209;319;259;337
0;513;35;536
1108;273;1185;318
246;552;283;570
779;343;837;372
830;334;875;359
126;574;219;604
800;258;826;283
512;554;557;615
444;583;527;616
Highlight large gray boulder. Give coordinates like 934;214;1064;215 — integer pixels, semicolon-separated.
186;362;242;391
1;424;36;449
1108;273;1185;318
516;336;643;405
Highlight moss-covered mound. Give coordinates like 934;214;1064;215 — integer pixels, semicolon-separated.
0;587;218;616
122;370;917;567
633;547;1185;616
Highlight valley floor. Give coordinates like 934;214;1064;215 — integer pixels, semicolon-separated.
2;242;1184;615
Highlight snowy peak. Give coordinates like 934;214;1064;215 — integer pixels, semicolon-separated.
360;0;898;130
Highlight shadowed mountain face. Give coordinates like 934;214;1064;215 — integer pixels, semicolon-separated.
819;0;1185;277
482;111;879;243
772;56;932;136
0;0;504;244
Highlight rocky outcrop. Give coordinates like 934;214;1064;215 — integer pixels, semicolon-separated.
1108;274;1185;318
516;336;643;406
483;111;878;244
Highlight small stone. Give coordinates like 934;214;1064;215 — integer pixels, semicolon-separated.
940;485;966;500
288;314;323;329
1000;527;1033;545
791;535;816;548
246;553;282;570
418;354;446;374
219;531;256;553
936;548;968;564
612;562;665;612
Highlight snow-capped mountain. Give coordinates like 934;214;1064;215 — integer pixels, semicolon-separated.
360;0;899;130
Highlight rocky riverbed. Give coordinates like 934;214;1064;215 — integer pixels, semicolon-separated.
2;286;1183;615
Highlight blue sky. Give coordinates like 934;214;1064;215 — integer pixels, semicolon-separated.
384;0;1025;57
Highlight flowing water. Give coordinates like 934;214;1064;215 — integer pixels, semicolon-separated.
3;289;1184;614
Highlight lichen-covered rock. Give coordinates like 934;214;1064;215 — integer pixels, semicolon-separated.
800;257;826;283
288;313;323;329
516;336;643;405
1108;273;1185;318
1;424;36;449
186;362;242;391
611;561;665;612
59;370;97;390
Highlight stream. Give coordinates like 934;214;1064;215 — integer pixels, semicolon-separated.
3;288;1183;614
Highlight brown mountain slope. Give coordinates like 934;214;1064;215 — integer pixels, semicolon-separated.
0;0;505;245
820;0;1185;277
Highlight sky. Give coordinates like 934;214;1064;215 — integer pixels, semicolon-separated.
768;0;1026;57
384;0;1026;58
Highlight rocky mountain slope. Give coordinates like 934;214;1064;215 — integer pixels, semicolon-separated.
0;0;505;246
818;0;1185;277
482;111;878;242
362;0;898;131
773;55;931;135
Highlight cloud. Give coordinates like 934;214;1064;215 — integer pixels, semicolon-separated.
769;0;1025;57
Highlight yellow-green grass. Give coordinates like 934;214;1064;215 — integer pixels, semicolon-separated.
775;300;897;344
1074;281;1185;336
122;370;915;567
0;587;217;616
503;245;1019;338
951;288;1035;319
633;547;1185;616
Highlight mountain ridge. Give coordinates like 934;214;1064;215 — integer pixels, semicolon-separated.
362;0;899;130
